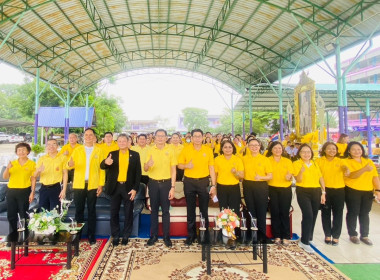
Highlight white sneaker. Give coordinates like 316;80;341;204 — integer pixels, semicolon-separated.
299;241;314;253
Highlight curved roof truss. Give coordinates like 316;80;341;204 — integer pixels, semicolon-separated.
0;0;379;94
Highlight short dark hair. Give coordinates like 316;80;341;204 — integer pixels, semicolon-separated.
84;128;96;135
137;134;147;139
266;141;284;157
104;131;113;137
344;141;367;159
191;129;203;136
15;142;31;154
117;133;129;140
220;140;236;155
296;143;314;159
155;129;167;136
319;142;338;157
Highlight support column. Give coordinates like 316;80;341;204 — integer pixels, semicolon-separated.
85;94;89;129
335;39;344;134
34;68;40;145
278;69;284;141
366;99;372;156
342;76;348;134
231;93;234;136
64;88;70;143
242;112;246;140
326;111;330;141
249;87;253;133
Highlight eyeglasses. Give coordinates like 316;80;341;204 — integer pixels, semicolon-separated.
248;144;260;147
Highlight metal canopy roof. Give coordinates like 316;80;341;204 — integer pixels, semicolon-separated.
0;0;379;94
234;83;380;112
0;118;33;127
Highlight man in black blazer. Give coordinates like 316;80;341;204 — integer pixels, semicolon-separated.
100;134;141;246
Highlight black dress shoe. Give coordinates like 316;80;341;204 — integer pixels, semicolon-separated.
112;238;120;246
147;236;158;246
163;237;172;247
185;236;196;246
89;236;96;245
121;238;129;245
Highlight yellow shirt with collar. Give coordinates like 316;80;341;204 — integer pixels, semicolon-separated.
131;145;150;176
315;156;345;189
8;159;36;189
68;145;105;190
336;143;347;157
343;157;379;191
170;143;184;161
178;144;214;178
100;141;119;157
58;143;81;158
215;154;244;185
267;156;294;187
293;159;322;188
118;150;129;182
37;153;68;185
213;143;221;155
242;153;272;181
145;144;177;180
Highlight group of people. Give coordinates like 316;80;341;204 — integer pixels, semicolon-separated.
4;128;380;255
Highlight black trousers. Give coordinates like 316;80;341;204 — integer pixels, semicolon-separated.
296;187;321;245
73;184;97;238
217;183;241;214
184;176;210;238
243;180;268;240
176;167;184;182
148;179;171;237
321;187;345;239
39;183;61;211
345;186;373;238
7;187;30;234
110;182;134;239
268;185;292;239
140;175;149;186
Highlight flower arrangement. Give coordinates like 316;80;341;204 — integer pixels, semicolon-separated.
28;199;72;235
216;208;240;240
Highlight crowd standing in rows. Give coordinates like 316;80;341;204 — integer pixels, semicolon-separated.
4;129;380;254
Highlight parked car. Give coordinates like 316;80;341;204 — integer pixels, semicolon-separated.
8;135;24;143
0;132;9;144
19;132;32;142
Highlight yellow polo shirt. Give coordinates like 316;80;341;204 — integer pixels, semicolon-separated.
213;143;221;155
343;157;379;191
267;156;294;187
170;143;184;161
336;143;347;157
8;159;36;189
68;145;105;190
178;144;214;178
145;144;177;180
36;153;68;185
242;153;273;181
215;154;244;185
117;150;129;181
58;143;81;158
100;141;119;157
293;160;322;188
131;145;150;176
315;156;345;189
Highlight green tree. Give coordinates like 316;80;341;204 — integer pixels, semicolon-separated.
182;107;210;131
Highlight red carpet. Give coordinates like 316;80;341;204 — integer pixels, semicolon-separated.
0;238;109;280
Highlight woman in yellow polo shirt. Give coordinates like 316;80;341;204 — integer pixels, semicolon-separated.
171;132;184;181
316;142;348;246
343;141;380;246
294;144;326;253
213;133;222;157
266;141;294;246
242;138;273;240
2;143;36;235
214;140;244;214
336;133;349;157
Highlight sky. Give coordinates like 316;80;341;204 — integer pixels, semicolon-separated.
0;35;379;128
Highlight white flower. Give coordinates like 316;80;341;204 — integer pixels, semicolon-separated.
221;214;228;220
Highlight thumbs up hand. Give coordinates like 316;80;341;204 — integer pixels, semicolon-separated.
147;155;154;168
37;162;45;173
285;171;292;181
254;172;261;181
68;157;75;168
105;153;113;165
186;159;194;169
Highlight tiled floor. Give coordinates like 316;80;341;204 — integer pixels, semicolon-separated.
291;188;380;264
